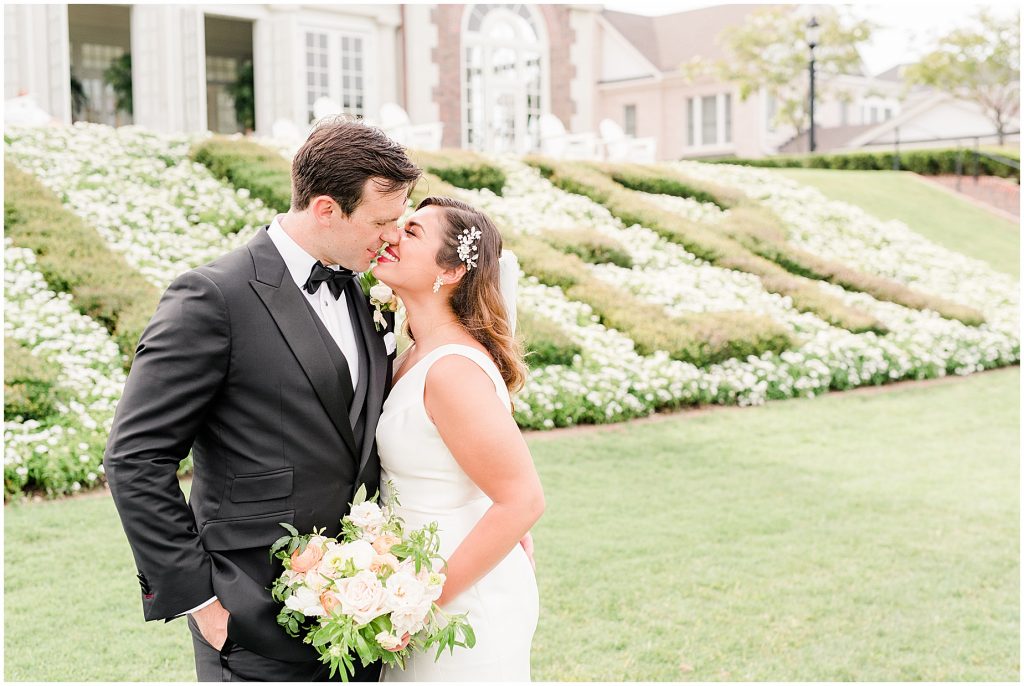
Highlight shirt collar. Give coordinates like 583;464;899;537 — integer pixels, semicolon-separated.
267;215;342;292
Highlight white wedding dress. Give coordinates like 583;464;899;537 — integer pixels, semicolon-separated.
376;344;539;681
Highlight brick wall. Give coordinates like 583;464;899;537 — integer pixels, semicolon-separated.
429;4;576;148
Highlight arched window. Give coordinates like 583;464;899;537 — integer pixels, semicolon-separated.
462;4;546;153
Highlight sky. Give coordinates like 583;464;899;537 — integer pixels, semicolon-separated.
599;0;1021;76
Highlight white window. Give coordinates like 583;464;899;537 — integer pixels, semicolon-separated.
304;29;366;124
74;42;127;126
687;92;733;148
462;4;546;154
840;101;849;126
624;104;636;136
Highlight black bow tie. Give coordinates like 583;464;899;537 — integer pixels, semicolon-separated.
303;261;356;299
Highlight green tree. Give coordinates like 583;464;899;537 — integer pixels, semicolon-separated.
228;59;255;132
683;6;874;139
903;9;1020;144
103;53;132;117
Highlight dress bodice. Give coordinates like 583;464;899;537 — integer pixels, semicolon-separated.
375;344;511;517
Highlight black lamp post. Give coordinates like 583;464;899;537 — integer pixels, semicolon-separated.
806;15;820;153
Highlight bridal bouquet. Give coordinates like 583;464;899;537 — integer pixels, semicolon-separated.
270;485;475;680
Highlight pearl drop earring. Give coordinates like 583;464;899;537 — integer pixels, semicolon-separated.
433;275;444;294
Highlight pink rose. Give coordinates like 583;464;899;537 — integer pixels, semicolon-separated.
321;591;341;615
291;541;324;573
372;534;401;555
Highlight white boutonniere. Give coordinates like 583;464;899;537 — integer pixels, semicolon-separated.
359;271;400;332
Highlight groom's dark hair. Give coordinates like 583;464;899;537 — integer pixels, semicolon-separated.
291;116;421;215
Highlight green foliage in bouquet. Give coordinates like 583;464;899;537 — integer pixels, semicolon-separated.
268;485;476;681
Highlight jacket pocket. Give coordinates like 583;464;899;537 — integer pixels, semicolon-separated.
229;467;293;503
200;509;295;552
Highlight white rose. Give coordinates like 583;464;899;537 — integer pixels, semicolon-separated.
389;597;433;637
369;283;394;303
348;502;386;533
284;585;326;617
336;571;387;626
322;539;376;574
375;632;404;651
303;564;330;592
384;569;427;611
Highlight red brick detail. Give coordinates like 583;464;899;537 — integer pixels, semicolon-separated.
429;4;578;148
536;5;577;123
430;4;466;148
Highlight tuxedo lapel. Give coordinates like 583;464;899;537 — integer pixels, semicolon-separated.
247;229;359;458
345;277;389;475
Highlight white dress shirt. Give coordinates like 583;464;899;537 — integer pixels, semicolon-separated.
182;216;362;618
267;215;361;389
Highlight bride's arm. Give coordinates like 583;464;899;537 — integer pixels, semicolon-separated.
423;356;545;607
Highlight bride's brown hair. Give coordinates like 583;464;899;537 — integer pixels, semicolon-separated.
409;196;527;394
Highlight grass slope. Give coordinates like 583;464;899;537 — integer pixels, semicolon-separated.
4;369;1018;681
777;168;1019;278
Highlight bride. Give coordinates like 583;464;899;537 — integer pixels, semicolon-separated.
371;196;545;681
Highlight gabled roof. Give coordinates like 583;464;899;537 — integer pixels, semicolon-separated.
602;5;772;72
777;123;879;154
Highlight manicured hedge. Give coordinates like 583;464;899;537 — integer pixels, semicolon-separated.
517;310;583;368
408;148;506;195
4;162;161;364
4;337;67;422
541;228;634;269
190;137;293;213
597;161;985;326
591;162;745;209
706;148;1020;182
504;232;794;365
525;156;887;334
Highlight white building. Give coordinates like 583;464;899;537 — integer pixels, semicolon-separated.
5;3;1014;159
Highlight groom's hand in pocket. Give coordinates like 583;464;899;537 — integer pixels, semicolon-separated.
192;599;231;650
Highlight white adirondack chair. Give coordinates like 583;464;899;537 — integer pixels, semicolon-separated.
538;113;601;159
599;118;657;163
5;94;56;127
378;102;443;150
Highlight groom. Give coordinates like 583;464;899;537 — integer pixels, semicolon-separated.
104;119;420;681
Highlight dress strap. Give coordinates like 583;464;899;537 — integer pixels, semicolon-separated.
419;344;511;411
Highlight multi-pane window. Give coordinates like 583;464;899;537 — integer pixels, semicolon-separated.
75;42;127;126
340;35;364;114
305;32;330;123
624;104;636;136
206;55;239;134
462;4;545;153
304;29;365;124
687;92;734;147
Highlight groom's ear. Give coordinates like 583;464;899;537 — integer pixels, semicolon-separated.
310;195;339;226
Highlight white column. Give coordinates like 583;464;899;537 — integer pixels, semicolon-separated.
568;5;600;134
131;5;206;133
253;6;301;136
4;4;71;124
401;4;440;126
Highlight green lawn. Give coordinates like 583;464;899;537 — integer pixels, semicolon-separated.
777;168;1019;278
5;369;1018;681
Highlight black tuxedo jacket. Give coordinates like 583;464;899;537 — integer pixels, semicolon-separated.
104;226;396;662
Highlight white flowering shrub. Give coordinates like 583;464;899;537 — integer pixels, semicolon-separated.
4;241;127;497
2;123;1018;485
4;123;275;288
